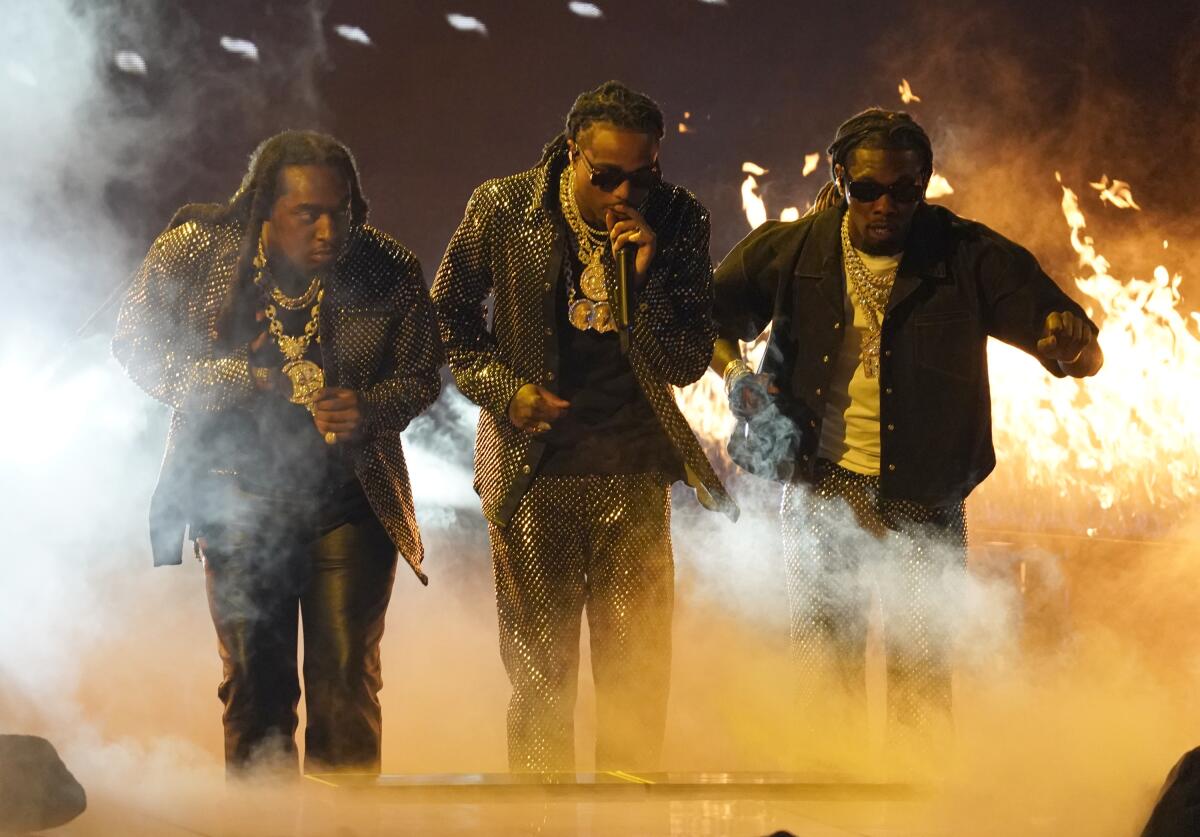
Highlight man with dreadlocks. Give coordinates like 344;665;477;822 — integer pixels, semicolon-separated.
433;80;737;772
113;130;442;775
712;109;1102;765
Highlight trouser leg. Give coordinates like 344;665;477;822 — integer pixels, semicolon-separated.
202;520;302;775
491;476;587;772
300;511;398;773
781;475;873;742
877;501;967;740
585;474;674;772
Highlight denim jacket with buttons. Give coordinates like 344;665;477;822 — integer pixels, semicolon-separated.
714;202;1097;508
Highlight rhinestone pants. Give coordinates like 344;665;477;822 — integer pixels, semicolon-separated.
781;460;966;750
490;472;674;773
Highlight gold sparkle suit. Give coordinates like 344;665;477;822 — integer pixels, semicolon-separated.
432;149;737;772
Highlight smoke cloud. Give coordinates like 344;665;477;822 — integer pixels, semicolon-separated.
0;2;1197;835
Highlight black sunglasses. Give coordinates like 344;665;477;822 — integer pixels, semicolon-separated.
843;178;925;204
575;148;662;192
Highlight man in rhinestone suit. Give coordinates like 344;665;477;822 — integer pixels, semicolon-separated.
113;131;442;775
433;81;737;772
712;109;1104;765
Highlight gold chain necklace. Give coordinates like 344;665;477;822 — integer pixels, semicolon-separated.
840;212;897;379
252;232;326;412
269;275;321;309
558;165;616;333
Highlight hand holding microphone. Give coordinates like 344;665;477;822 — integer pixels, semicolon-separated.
606;205;655;353
605;205;656;290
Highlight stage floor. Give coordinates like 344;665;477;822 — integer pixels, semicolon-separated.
54;772;953;836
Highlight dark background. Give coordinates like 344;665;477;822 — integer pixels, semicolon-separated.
95;0;1198;300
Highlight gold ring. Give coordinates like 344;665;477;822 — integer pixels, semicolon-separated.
324;431;337;445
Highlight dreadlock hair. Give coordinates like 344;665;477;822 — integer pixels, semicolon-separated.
195;130;369;341
539;80;665;165
807;108;934;215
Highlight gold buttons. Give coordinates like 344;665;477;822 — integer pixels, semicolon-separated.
822;355;830;363
815;388;822;396
885;387;893;395
887;423;895;431
887;463;896;471
521;464;531;474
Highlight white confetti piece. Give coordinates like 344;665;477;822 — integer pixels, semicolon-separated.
114;51;147;75
802;152;820;177
447;14;488;35
898;78;921;104
220;36;259;61
569;2;603;17
334;25;373;46
741;161;767;176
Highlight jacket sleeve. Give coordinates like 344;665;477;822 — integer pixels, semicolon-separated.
631;200;717;387
712;220;788;344
972;229;1098;378
111;222;255;411
431;183;527;417
359;249;444;435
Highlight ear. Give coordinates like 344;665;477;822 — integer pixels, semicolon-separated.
566;138;576;160
833;164;845;193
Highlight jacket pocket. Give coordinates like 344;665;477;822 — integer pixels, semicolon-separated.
914;310;978;383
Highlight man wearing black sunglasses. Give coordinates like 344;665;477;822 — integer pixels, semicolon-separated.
432;81;736;773
711;109;1103;769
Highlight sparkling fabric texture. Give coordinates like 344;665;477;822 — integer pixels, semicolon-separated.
113;218;442;580
781;459;966;747
430;149;737;527
490;473;673;772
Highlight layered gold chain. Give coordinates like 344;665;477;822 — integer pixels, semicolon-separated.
252;232;323;362
840;212;897;379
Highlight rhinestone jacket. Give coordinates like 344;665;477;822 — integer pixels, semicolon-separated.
431;150;738;526
113;217;442;582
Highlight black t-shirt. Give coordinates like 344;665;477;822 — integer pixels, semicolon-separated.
223;287;361;503
538;252;680;478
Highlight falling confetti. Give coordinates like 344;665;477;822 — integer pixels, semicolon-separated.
568;2;604;18
741;161;767;176
780;207;800;222
802;152;820;177
678;123;690;133
334;25;373;46
114;51;147;75
447;13;488;35
898;78;921;104
926;172;954;198
1090;174;1141;210
220;36;259;61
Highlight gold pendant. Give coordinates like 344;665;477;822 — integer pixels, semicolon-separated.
591;301;616;333
568;299;595;331
579;250;609;301
283;359;325;413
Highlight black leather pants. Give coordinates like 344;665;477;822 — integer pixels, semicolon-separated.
199;482;397;775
